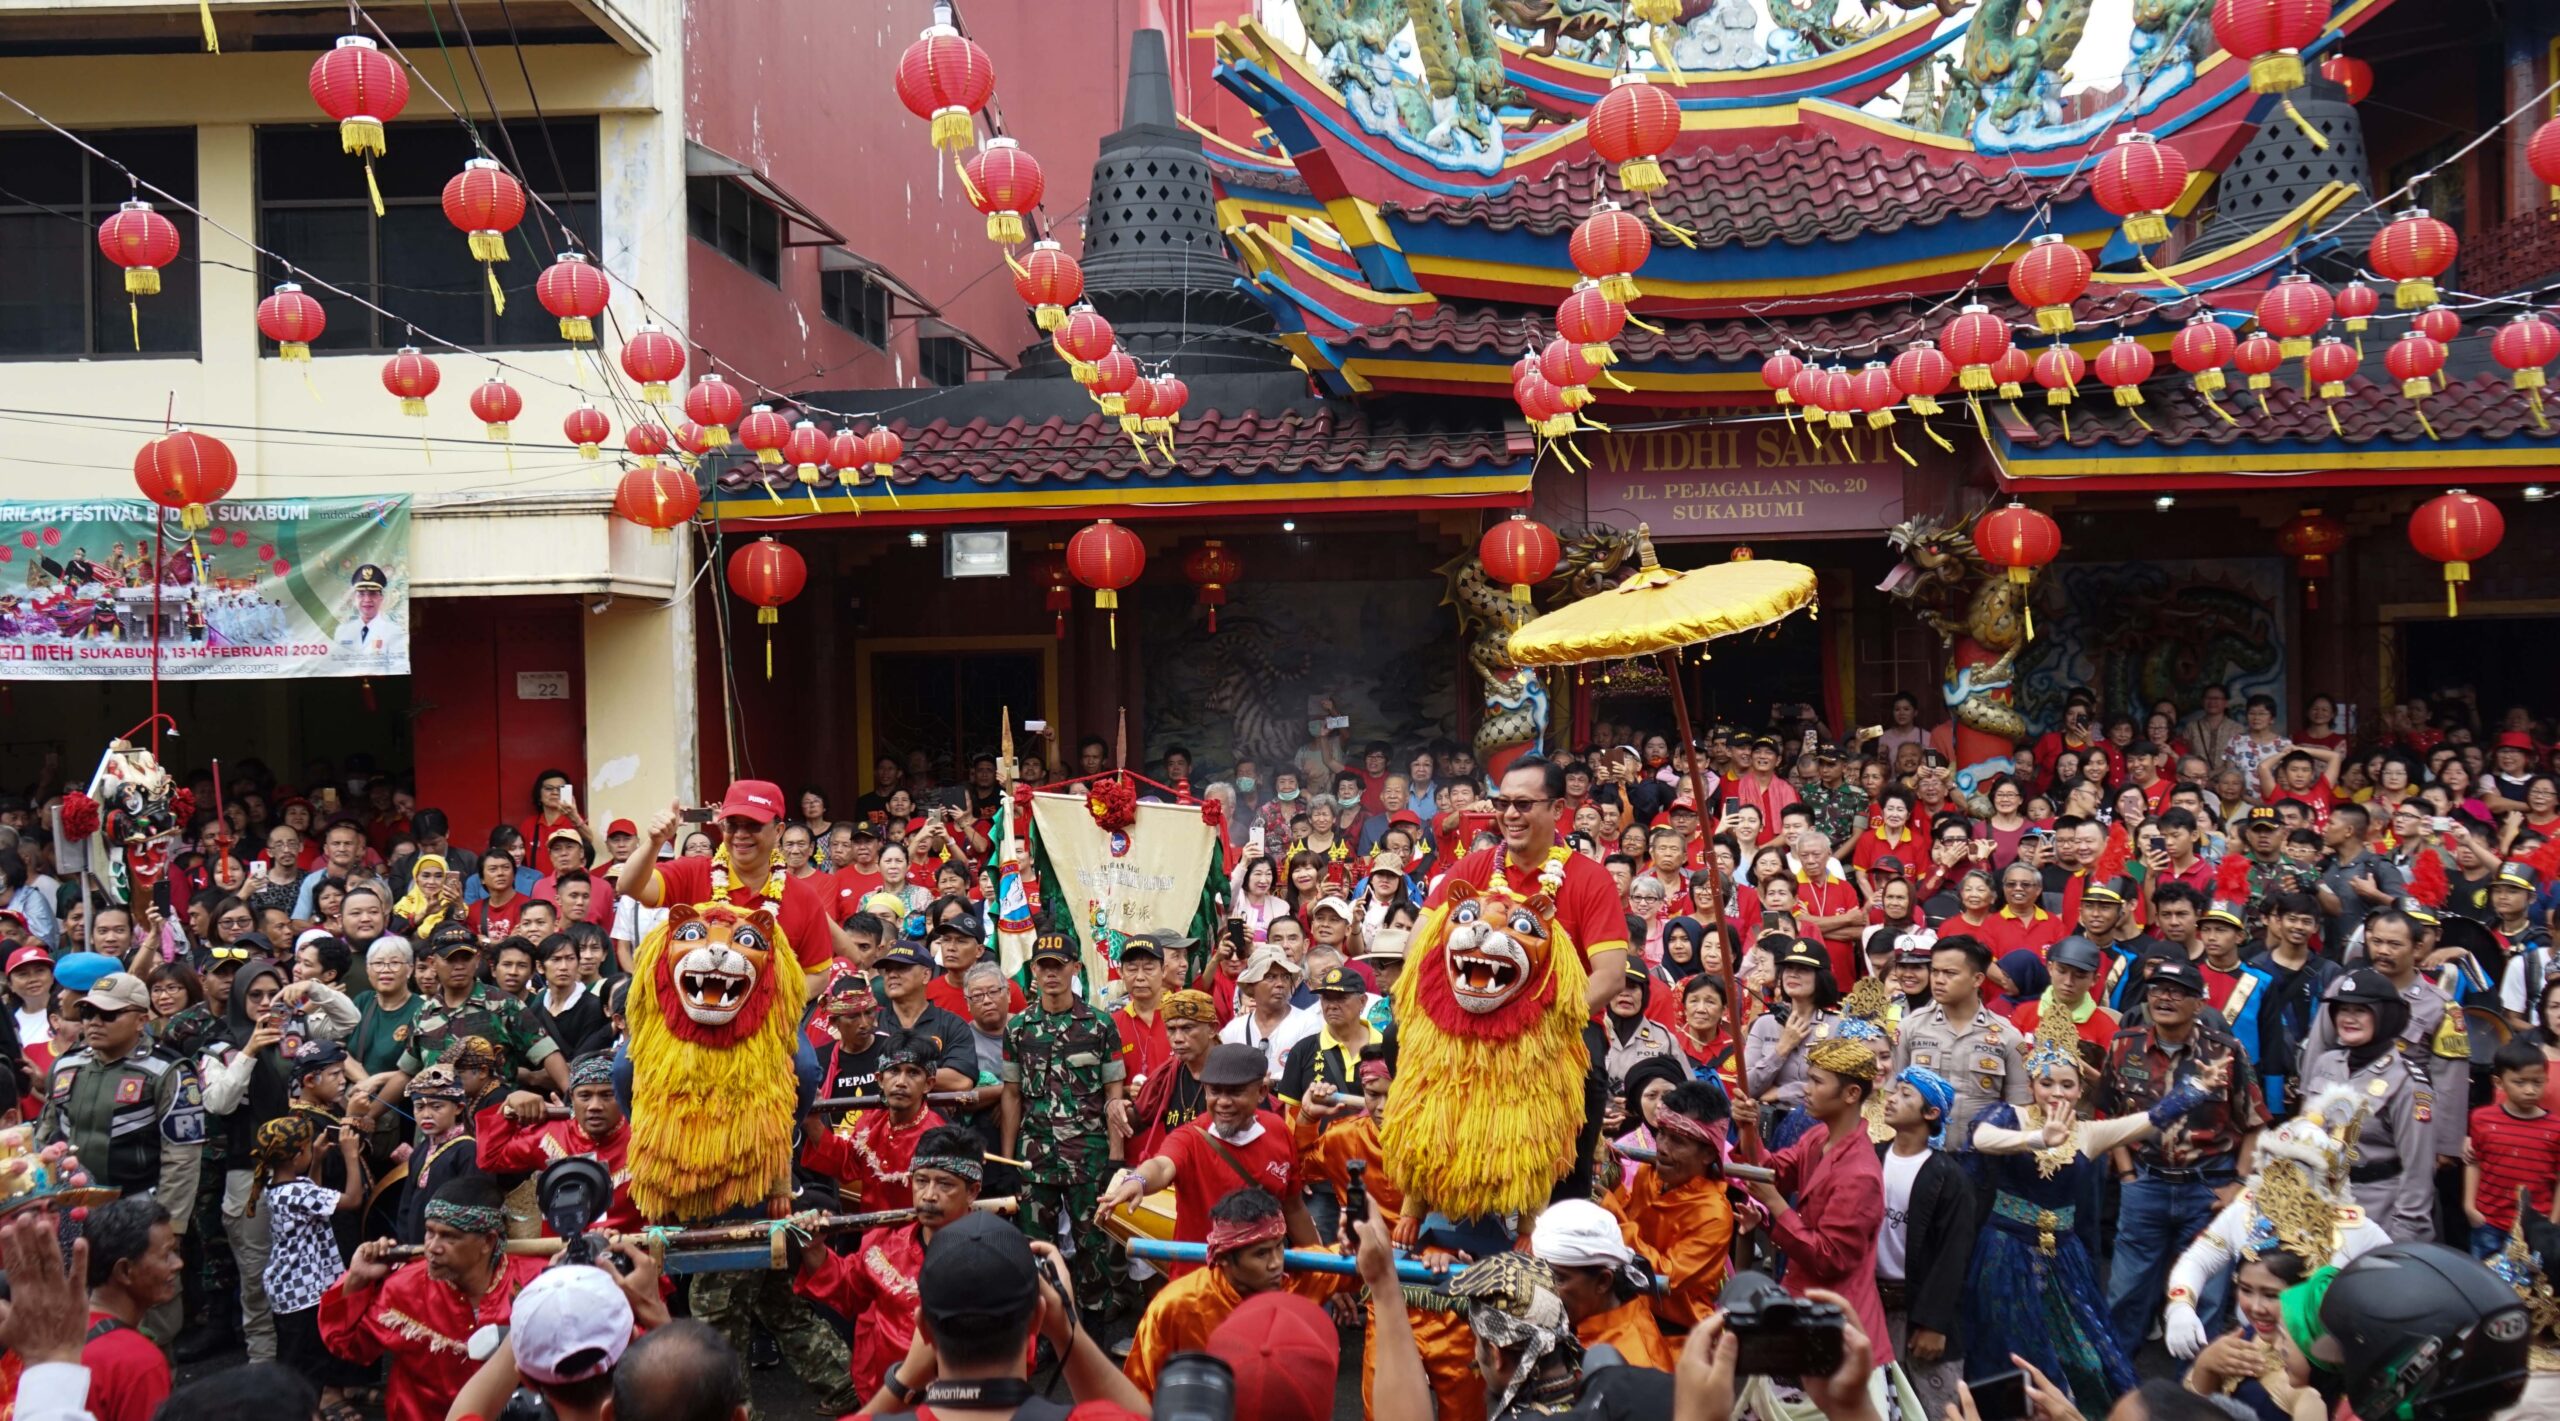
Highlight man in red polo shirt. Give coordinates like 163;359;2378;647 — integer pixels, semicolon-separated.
1094;1042;1314;1273
1982;860;2067;958
1419;755;1629;1015
614;779;847;984
2122;741;2176;817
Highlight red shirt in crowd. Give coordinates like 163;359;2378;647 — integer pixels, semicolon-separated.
79;1314;168;1421
2469;1101;2560;1229
1159;1110;1300;1270
653;853;838;970
467;894;531;940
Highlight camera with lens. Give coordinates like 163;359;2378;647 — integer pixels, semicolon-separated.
1716;1270;1844;1377
1151;1354;1233;1421
537;1157;631;1275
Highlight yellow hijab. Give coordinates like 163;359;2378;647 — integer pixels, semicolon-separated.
393;853;451;934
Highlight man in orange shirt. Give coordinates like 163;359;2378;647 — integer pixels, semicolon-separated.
1530;1198;1674;1370
1614;1080;1735;1333
1122;1187;1340;1398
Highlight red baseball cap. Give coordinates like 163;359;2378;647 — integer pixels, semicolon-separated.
718;779;786;825
5;945;51;974
605;818;638;837
2496;731;2537;751
1207;1292;1337;1421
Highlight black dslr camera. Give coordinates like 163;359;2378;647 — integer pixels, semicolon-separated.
1716;1270;1845;1377
537;1156;631;1274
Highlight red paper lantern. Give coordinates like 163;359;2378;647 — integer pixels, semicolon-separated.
2275;508;2346;608
682;374;744;447
2008;234;2093;335
133;429;236;531
97;199;180;297
1848;361;1903;439
2334;279;2378;339
2090;132;2190;246
1154;376;1189;447
894;22;996;152
535;251;610;343
962;136;1043;245
674;421;715;457
1975;502;2061;587
1570;202;1651;303
862;426;903;481
2304;336;2358;398
1516;369;1570;437
2033;344;2086;407
2234;329;2284;392
1788;364;1833;421
1588;72;1680;197
2212;0;2327;94
1943;304;2013;391
2408;490;2503;616
2255;272;2333;360
727;536;808;678
1760;350;1806;406
441;157;523;309
1556;280;1628;366
613;461;699;541
1011;240;1084;332
2533;119;2560;190
1036;553;1072;638
1540;336;1598;409
2320;53;2372;103
2371;210;2457;309
1480;513;1560;606
468;376;523;439
736;404;791;468
1055;305;1115;384
1814;365;1855;430
2385;333;2446;399
2172;312;2237;397
563;403;610;460
1889;341;1955;417
381;346;440;417
1066;518;1145;648
307;35;409;175
624;422;670;458
256;282;326;362
1090;348;1139;418
827;429;864;481
781;420;828;477
1182;539;1243;633
619;322;686;402
1989;345;2035;400
2093;335;2156;413
2492;313;2560;419
2411;304;2461;345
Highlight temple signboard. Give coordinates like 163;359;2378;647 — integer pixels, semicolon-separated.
1582;424;1910;537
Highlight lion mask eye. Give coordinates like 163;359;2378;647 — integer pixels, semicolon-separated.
674;921;708;942
1508;910;1542;938
730;926;767;956
1452;900;1483;927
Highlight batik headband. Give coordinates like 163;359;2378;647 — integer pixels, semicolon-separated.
910;1155;983;1184
568;1054;615;1089
1204;1211;1287;1262
1892;1065;1957;1148
424;1199;507;1237
1808;1036;1880;1082
252;1112;317;1165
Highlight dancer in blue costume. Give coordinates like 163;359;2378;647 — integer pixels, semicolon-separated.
1964;1036;2230;1416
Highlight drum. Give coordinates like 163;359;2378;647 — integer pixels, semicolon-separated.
1103;1187;1177;1244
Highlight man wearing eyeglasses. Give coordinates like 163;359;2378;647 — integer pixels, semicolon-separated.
35;972;204;1340
1423;755;1631;1020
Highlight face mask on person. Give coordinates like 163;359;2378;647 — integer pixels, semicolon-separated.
1275;788;1300;803
1235;777;1257;794
1336;792;1361;809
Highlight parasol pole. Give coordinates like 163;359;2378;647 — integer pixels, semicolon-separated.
1657;645;1756;1159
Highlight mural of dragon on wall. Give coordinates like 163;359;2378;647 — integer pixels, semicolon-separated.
1441;524;1639;775
1879;511;2031;792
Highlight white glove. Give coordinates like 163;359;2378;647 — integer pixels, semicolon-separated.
2165;1299;2208;1360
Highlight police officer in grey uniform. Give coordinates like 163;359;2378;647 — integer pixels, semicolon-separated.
2297;968;2434;1242
1891;933;2031;1148
2357;909;2470;1164
35;971;203;1338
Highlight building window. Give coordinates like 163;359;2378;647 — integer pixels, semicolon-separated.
819;268;890;346
687;176;780;284
256;119;600;352
0;127;200;358
917;334;970;387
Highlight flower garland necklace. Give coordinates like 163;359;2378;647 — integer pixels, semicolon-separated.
1500;844;1571;897
710;843;787;904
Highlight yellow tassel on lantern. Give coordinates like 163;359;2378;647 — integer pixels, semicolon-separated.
2200;393;2238;424
2123;213;2170;246
1827;407;1852;430
1969;392;1992;442
557;315;593;343
124;268;159;296
2138;253;2192;293
199;0;217;51
2442;564;2468;616
2325;405;2345;437
400;397;427;417
180;502;210;533
2046;385;2074;409
2249;48;2304;92
2247;370;2273;392
1035;304;1066;332
987;212;1024;245
2402;376;2436;400
1908;394;1944;417
1096;587;1120;650
2280;98;2329;150
1997;377;2026;401
1617;158;1666;194
280;340;309;362
1646;205;1697;247
2033;305;2075;336
468;231;507;263
931;109;974;151
340;116;385;157
758;605;778;678
1599;274;1639;303
1099;392;1127;418
2395;278;2439;310
2194;369;2226;396
1959;364;1994;393
1509;581;1532;606
2316;379;2347;400
2278;334;2311;360
1922;421;1955;452
484;422;510;441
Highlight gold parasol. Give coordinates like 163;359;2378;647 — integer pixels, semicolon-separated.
1500;522;1818;1155
1506;526;1817;666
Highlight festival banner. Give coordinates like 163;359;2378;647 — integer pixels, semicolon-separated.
1026;789;1220;987
0;496;411;680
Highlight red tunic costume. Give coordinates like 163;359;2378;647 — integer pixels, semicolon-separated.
473;1102;640;1232
319;1255;549;1421
799;1108;946;1214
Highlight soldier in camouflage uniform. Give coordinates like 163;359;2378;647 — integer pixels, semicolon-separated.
393;923;564;1096
999;931;1132;1331
1800;745;1869;850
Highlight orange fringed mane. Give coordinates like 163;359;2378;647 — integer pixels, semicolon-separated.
626;902;807;1221
1379;890;1590;1223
